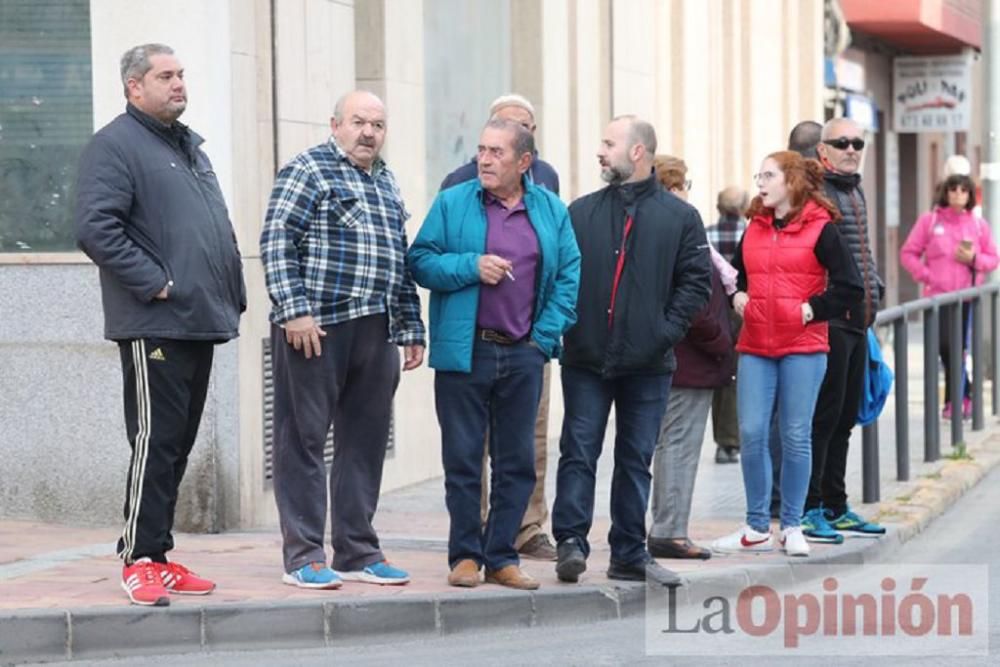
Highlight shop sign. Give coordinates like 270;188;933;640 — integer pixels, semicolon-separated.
893;55;971;132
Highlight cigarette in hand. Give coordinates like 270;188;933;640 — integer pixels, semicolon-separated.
505;269;515;282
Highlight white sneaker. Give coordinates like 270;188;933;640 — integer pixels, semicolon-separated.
780;526;810;557
711;525;774;554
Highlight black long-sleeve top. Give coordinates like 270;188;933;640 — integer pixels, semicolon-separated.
730;218;864;322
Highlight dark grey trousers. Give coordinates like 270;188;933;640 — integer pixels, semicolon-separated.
270;314;400;573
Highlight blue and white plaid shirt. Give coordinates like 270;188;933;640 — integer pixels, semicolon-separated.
260;138;425;346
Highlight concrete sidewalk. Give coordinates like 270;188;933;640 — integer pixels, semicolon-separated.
4;405;1000;664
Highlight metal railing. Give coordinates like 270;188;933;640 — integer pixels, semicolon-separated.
861;283;1000;503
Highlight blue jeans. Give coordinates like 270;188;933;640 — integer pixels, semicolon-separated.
552;366;671;565
435;338;544;571
737;353;827;531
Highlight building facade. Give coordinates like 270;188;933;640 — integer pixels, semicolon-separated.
0;0;825;530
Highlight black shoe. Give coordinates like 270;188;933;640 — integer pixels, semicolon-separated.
647;536;712;560
725;446;740;463
555;537;587;583
607;555;681;587
714;447;728;464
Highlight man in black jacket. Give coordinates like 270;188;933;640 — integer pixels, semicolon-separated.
551;115;711;586
801;117;887;541
76;44;246;607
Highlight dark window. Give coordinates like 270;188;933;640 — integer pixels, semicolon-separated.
0;0;93;252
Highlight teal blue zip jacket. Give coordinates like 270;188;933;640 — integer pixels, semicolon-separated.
407;178;581;373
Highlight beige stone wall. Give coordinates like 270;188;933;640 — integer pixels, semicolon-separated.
83;0;829;528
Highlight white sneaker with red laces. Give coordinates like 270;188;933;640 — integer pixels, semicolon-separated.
711;525;774;554
159;561;216;595
121;558;170;606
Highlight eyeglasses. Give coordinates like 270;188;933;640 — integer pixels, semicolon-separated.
753;171;778;184
684;179;693;191
823;137;865;151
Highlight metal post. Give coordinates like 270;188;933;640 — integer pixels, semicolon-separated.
950;302;964;446
862;424;880;503
985;0;1000;262
924;306;940;461
973;296;985;430
993;292;1000;416
894;318;910;480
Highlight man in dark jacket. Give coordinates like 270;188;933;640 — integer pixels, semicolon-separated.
75;44;246;607
551;115;711;586
801;117;887;541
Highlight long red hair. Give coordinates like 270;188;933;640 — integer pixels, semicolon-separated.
746;151;840;223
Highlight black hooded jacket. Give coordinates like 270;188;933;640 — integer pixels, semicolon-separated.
561;174;712;377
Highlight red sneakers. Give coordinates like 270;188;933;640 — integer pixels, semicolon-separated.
121;558;170;606
159;561;216;595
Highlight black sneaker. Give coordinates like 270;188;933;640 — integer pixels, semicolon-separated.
607;555;681;587
555;537;587;583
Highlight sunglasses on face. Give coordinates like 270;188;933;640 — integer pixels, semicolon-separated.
823;137;865;151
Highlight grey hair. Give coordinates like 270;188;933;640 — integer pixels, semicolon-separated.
821;117;861;140
488;93;535;120
120;43;174;99
333;90;385;122
614;114;657;155
484;118;535;157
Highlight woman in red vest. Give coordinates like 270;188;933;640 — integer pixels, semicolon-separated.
711;151;862;558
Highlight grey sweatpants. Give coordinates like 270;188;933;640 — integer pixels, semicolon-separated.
650;387;713;539
270;314;400;573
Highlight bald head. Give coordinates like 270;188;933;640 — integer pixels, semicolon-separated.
788;120;822;158
821;117;861;141
331;90;387;170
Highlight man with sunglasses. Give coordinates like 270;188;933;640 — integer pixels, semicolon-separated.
800;118;887;543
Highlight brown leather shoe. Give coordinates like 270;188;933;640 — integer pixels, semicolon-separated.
447;559;481;588
647;537;712;560
517;533;558;561
485;565;540;590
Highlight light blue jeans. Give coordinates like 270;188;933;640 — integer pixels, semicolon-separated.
737;353;827;531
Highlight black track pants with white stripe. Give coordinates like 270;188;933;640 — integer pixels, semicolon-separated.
116;338;214;564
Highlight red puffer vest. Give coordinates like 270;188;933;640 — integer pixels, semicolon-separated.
736;200;832;358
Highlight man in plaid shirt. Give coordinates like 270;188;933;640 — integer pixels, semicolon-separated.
260;91;425;590
704;186;748;465
704;187;747;263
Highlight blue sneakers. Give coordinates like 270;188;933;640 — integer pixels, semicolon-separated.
282;562;342;589
828;507;886;536
338;560;410;585
801;508;844;544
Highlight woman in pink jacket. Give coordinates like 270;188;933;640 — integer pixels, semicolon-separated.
900;173;999;418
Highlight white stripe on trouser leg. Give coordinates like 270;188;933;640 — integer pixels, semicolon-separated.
120;339;152;562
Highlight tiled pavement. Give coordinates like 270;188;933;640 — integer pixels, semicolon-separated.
0;321;995;615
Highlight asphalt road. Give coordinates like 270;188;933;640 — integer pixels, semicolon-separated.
45;465;1000;667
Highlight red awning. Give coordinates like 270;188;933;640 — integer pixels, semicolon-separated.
839;0;981;53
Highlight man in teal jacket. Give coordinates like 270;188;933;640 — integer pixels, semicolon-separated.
408;118;580;591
